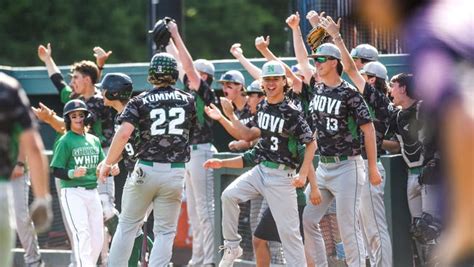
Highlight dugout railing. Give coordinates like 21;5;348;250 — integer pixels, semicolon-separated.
212;153;414;267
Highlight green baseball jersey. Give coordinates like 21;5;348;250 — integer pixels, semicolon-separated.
50;131;104;188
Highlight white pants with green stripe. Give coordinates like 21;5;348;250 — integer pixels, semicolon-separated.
185;143;216;265
0;182;15;267
359;161;392;267
108;161;185;267
221;163;306;266
303;155;366;267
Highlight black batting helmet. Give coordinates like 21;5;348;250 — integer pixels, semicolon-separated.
63;99;89;130
149;17;174;51
96;73;133;101
148;52;179;81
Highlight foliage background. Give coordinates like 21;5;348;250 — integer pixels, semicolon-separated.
0;0;294;66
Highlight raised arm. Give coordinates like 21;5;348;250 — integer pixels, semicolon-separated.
93;46;112;78
166;39;185;82
37;43;61;77
32;102;65;134
319;16;365;93
229;43;262;80
168;21;201;90
254;36;302;90
286;13;314;84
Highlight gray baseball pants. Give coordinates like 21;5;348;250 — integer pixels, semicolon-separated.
221;163;306;267
407;169;441;219
11;174;42;265
303;155;366;267
185;143;216;265
108;161;185;267
359;161;392;267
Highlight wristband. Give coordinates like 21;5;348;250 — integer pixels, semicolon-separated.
68;169;75;179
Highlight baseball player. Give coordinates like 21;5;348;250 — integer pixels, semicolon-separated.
50;99;115;267
318;15;393;266
385;73;442;263
96;72;155;266
167;21;219;266
11;155;45;267
102;52;196;267
287;12;382;267
205;60;317;267
0;73;52;267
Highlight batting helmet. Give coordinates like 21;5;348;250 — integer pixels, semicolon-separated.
96;73;133;101
63;99;89;130
149;52;179;81
149;17;174;51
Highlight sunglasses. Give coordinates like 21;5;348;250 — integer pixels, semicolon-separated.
315;56;335;63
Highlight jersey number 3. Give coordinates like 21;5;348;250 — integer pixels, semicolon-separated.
150;107;185;135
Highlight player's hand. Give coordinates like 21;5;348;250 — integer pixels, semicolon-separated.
219;97;235;118
93;46;112;68
167;20;178;37
309;186;323;205
203;159;223;169
29;194;53;234
10;164;26;179
32;102;56;123
319;16;341;39
204;103;223;121
74;166;87;178
306;10;325;28
285;12;300;30
368;167;382;186
255;36;270;51
37;43;52;62
291;174;307;188
230;43;244;58
110;164;120;176
98;163;111;183
228;140;251;151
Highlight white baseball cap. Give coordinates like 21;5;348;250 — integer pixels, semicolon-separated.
350;44;379;61
309;43;342;60
218;70;245;85
360;61;388;80
261;61;285;77
194;59;215;76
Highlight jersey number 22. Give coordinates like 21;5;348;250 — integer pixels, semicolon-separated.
150;107;185;135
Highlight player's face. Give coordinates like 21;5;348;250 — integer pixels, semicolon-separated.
389;81;404;106
247;93;264;111
362;74;376;86
262;76;285;100
314;56;337;77
221;82;243;101
69;110;86;132
353;57;364;70
70;71;88;96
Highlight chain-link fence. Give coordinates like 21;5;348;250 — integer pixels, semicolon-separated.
297;0;405;54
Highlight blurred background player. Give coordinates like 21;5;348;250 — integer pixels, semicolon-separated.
103;52;196;267
0;72;52;267
167;20;219;266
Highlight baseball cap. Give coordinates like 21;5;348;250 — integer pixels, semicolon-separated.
245;80;263;94
360;61;388;80
261;61;285;78
350;44;379;61
309;43;341;60
194;59;215;76
218;70;245;85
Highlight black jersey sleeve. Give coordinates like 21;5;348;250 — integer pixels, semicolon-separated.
348;90;372;126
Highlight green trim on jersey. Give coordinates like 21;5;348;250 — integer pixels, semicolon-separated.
368;105;376;120
288;135;298;158
348;116;359;141
50;131;104;189
60;85;73;104
195;95;206;125
8;122;22;169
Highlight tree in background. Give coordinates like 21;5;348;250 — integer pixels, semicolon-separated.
1;0;292;66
